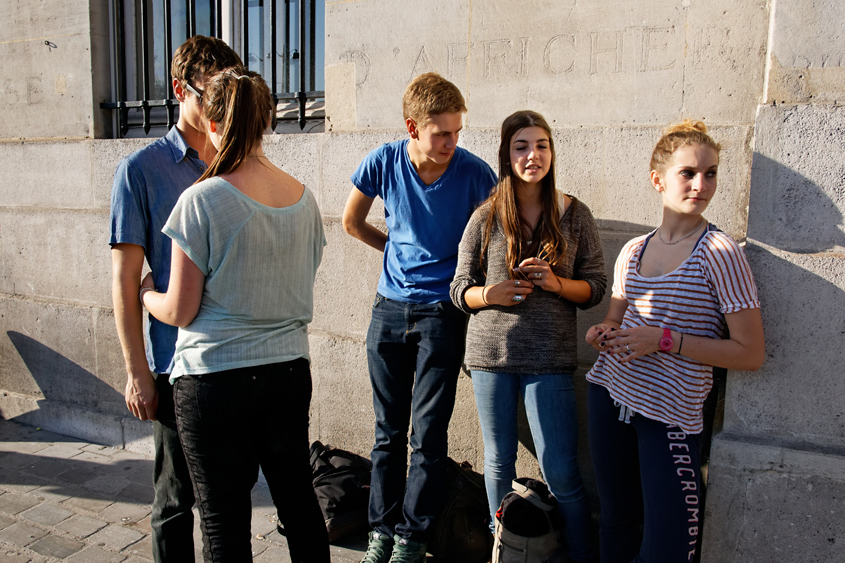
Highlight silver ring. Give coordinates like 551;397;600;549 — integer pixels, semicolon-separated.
626;345;631;353
515;280;520;286
512;295;523;302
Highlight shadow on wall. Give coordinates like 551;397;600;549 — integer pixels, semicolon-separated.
6;332;126;416
723;152;845;441
748;153;845;253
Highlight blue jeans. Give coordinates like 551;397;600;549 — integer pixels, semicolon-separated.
588;384;701;563
366;293;467;542
472;370;594;562
152;373;195;563
174;359;329;563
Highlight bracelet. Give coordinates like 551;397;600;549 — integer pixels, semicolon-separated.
481;286;489;306
556;276;565;299
678;333;684;355
139;286;155;304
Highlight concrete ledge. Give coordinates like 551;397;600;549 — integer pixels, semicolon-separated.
702;433;845;562
708;432;845;479
0;296;126;414
0;389;154;457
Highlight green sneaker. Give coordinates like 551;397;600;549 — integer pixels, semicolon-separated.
388;535;427;563
360;530;395;563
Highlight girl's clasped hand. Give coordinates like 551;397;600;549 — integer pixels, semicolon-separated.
585;324;670;362
482;256;564;305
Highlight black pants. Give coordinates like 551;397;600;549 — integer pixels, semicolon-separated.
588;384;702;563
174;359;330;563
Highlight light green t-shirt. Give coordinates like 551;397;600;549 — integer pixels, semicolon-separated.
162;176;325;379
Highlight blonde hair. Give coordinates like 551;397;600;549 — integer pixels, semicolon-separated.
402;72;466;129
650;119;721;174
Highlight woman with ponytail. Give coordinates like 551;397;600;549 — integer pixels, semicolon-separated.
450;110;606;563
584;120;764;562
139;68;330;562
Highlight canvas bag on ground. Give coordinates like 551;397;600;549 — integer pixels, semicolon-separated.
492;478;565;563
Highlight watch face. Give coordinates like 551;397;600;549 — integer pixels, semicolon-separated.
660;328;673;351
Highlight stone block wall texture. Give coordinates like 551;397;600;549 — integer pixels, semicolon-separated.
700;1;845;561
0;0;109;139
0;0;843;561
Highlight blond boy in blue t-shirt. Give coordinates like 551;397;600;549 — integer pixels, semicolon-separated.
343;72;496;563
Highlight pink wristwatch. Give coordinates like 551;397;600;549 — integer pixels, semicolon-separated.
659;328;674;352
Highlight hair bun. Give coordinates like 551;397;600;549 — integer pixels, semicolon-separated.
663;119;708;136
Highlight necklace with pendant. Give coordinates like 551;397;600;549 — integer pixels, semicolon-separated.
657;218;705;245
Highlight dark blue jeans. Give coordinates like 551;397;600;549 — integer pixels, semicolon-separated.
366;294;467;542
588;384;702;563
152;373;195;563
174;359;329;563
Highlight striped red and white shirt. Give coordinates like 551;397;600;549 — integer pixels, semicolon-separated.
586;225;760;433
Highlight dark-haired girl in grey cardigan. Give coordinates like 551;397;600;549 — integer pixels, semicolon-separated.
450;110;605;563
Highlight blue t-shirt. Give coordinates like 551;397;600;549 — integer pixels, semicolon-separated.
351;140;496;303
109;127;208;374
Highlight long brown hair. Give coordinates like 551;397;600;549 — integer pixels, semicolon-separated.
481;110;567;275
197;68;273;182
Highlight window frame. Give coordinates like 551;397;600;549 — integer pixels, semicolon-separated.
100;0;325;138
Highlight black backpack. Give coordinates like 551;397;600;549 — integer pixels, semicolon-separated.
428;459;494;563
279;441;372;542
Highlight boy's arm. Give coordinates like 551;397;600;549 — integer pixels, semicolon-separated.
342;187;387;252
111;243;158;421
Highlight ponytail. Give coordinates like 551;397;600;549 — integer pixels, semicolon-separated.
198;68;273;182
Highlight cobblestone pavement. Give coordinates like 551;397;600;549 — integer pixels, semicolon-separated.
0;418;369;562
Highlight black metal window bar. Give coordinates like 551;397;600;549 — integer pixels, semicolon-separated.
101;0;325;137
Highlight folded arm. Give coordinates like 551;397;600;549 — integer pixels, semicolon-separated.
586;295;765;371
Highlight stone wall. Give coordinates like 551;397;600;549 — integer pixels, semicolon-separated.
0;0;843;561
0;0;111;139
701;2;845;560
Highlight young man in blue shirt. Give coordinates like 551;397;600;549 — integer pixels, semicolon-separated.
343;72;497;563
109;36;242;563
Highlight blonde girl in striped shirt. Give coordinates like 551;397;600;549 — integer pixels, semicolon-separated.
584;120;764;563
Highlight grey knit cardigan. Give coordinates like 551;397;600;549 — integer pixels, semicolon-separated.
450;195;607;374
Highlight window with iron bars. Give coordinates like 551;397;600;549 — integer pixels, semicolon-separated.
100;0;325;138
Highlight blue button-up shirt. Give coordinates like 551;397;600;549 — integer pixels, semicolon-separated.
109;127;207;374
